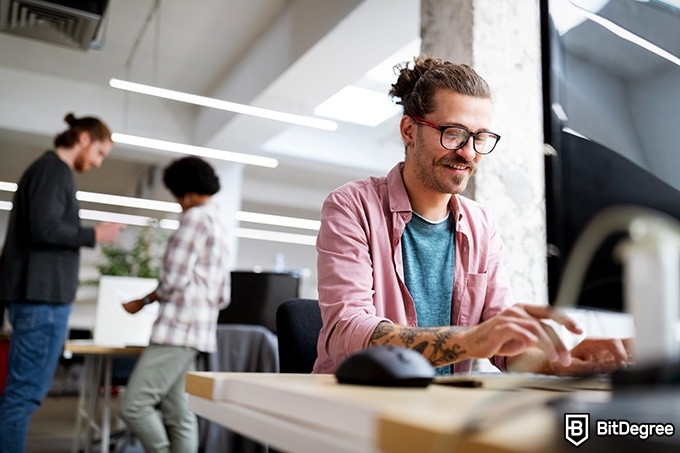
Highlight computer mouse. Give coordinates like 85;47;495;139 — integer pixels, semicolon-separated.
335;345;435;387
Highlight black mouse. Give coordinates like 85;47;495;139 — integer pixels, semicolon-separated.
335;345;435;387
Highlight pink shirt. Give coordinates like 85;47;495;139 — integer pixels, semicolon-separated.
313;163;513;373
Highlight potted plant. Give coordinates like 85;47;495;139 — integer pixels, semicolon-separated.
96;220;167;279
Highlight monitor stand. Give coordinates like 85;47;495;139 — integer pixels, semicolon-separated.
611;360;680;390
552;361;680;451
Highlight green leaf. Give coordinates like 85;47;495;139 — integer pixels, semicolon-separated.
96;219;168;279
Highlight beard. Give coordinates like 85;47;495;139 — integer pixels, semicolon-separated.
73;153;87;173
411;144;478;195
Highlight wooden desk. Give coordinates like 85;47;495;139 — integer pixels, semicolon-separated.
185;372;610;453
63;340;144;453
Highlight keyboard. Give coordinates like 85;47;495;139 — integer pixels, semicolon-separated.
434;372;612;392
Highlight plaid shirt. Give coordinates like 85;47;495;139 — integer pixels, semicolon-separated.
151;202;231;352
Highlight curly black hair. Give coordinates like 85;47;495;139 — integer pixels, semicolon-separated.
163;156;221;198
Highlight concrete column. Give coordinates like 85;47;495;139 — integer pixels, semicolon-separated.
210;162;244;271
421;0;547;305
421;0;476;199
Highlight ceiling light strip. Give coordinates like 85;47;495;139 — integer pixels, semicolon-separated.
235;211;320;231
0;183;180;213
236;227;317;246
0;203;316;245
112;133;279;168
0;182;18;192
109;78;338;131
79;209;162;227
77;191;182;212
1;182;318;231
78;210;316;245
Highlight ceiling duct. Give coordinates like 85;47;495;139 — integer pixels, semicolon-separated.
0;0;109;50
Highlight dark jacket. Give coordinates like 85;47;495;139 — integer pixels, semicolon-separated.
0;151;96;303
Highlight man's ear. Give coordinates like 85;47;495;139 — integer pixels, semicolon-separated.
399;115;415;147
77;131;92;147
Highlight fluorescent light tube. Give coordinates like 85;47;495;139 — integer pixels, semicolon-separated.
0;202;316;246
0;182;17;192
112;133;279;168
79;209;165;227
1;182;319;240
77;191;182;212
236;211;320;231
78;209;316;245
110;78;338;131
236;227;317;246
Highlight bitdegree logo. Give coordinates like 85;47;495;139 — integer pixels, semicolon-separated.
564;413;676;447
596;420;675;440
565;414;589;447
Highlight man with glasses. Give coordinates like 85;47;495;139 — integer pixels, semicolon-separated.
313;55;629;376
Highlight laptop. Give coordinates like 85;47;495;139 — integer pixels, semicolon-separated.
93;276;159;347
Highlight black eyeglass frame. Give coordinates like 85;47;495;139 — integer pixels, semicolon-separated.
411;115;501;155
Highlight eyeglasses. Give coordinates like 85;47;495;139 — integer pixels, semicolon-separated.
411;116;501;155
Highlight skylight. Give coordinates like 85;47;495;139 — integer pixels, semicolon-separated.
313;85;401;127
313;38;420;127
365;38;422;85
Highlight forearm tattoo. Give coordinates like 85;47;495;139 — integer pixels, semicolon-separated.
369;322;469;367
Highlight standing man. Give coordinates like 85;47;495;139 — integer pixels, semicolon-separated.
313;55;629;376
0;113;123;452
120;156;232;453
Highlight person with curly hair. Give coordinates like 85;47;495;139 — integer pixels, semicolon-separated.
313;55;630;377
0;113;123;452
120;156;232;453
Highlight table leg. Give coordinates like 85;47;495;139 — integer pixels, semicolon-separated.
71;355;93;453
85;356;103;453
100;357;112;453
72;354;102;453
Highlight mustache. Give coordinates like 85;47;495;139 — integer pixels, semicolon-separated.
437;156;477;173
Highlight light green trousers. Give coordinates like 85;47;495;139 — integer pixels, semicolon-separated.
118;344;199;453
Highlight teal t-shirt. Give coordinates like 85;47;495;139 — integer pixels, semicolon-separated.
402;211;455;375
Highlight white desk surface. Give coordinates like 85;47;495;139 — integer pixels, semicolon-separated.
185;372;610;453
63;339;145;356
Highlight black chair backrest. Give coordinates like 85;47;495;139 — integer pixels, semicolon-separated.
275;298;322;373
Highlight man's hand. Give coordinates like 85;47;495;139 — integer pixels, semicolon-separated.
508;337;633;375
465;304;583;367
122;299;145;314
95;222;125;244
548;337;633;376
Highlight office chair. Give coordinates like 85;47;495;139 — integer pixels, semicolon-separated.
275;298;322;373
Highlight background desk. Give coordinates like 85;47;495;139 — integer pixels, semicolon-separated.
185;372;606;453
65;324;279;453
63;340;144;453
199;324;279;453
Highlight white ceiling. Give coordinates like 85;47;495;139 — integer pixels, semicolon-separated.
0;0;420;220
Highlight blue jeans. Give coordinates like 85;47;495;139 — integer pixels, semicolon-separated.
0;302;72;453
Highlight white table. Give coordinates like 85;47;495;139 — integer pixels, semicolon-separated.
185;372;611;453
63;340;144;453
